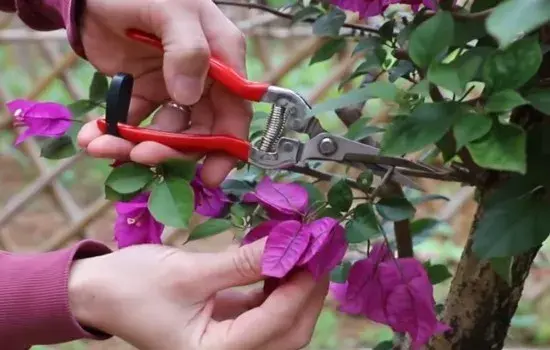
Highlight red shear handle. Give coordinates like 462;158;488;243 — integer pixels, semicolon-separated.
96;119;251;162
125;28;269;102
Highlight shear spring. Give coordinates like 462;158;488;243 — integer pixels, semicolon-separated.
259;104;287;152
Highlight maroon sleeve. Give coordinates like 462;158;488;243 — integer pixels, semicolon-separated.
0;0;85;57
0;240;113;350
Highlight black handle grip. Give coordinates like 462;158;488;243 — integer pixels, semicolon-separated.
105;73;134;137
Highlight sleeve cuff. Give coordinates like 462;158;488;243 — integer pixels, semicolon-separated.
0;240;113;348
15;0;86;57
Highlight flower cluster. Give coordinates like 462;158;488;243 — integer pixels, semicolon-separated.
330;242;450;349
6;99;73;145
330;0;437;18
241;177;349;279
113;164;230;248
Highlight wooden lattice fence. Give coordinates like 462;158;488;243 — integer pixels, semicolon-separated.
0;5;373;256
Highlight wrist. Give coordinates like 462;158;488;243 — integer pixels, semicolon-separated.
68;255;112;336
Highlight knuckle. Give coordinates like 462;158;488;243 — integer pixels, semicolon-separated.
231;246;260;279
293;329;314;349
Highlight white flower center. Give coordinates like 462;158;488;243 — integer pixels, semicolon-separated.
14;108;22;117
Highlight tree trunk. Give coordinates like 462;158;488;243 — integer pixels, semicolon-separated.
428;192;539;350
428;25;550;350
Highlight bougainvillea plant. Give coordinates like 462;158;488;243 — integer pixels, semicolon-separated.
6;0;550;348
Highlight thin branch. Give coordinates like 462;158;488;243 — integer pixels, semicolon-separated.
214;0;380;35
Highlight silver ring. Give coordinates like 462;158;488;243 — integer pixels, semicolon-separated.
165;101;191;114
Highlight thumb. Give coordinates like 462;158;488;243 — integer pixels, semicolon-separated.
153;3;210;105
195;238;267;294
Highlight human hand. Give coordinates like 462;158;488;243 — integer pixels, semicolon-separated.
76;0;252;187
68;239;329;350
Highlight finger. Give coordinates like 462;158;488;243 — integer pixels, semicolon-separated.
77;119;104;149
211;288;266;321
262;276;330;350
199;1;252;188
191;238;267;295
200;0;247;75
206;269;317;350
129;98;213;165
151;2;210;106
127;94;160;126
202;84;252;188
148;103;190;132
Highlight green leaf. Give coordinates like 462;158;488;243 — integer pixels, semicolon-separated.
346;203;382;243
486;0;550;49
482;35;542;93
89;71;109;102
453;112;493;149
296;181;325;207
373;340;394;350
427;51;484;94
380;102;462;156
379;19;395;41
148;178;194;228
230;203;252;227
291;6;323;24
317;205;343;220
375;197;416;222
310;38;347;65
330;261;352;283
189;219;232;241
67;100;96;119
452;18;487;47
157;159;197;180
340;57;381;87
490;256;513;284
424;263;452;285
473;191;550;258
427;62;464;94
524;88;550;115
388;60;415;83
309;81;398;116
352;36;382;55
408;11;454;68
327;179;353;212
312;7;346;37
344;119;384;142
411;218;445;237
105;162;154;194
485;90;528;112
471;0;501;12
466;122;527;174
221;179;255;198
104;185;141;202
40;136;77;159
357;170;374;191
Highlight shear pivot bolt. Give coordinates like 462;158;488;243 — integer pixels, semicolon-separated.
319;137;337;156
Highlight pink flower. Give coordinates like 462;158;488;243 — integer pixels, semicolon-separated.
6;99;72;145
242;177;348;279
330;242;450;349
330;0;438;18
243;176;309;220
113;192;164;248
191;165;230;218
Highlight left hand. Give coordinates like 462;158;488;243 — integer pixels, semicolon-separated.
69;238;329;350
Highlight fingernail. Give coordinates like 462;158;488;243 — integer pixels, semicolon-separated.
172;75;201;105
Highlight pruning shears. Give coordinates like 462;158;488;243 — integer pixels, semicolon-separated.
97;28;457;190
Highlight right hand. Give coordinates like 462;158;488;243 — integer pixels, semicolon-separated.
68;239;329;350
76;0;253;188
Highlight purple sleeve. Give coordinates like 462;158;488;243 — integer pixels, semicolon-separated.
0;240;113;350
0;0;85;57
